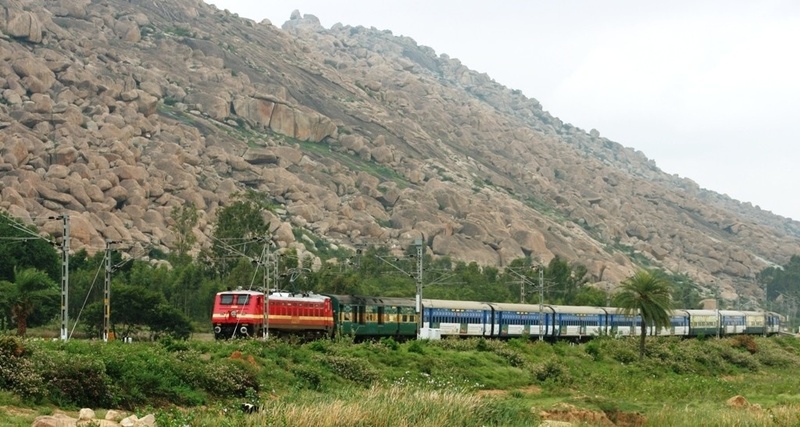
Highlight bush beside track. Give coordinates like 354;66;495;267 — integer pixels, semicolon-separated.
2;334;800;426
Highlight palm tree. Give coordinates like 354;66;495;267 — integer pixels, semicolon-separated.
5;268;57;336
614;269;673;359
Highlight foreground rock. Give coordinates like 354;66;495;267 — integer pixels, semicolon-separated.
31;408;155;427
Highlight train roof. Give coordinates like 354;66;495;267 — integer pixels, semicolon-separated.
685;309;719;316
268;292;329;303
490;302;555;313
598;307;631;314
326;295;415;306
602;307;690;316
718;310;747;316
422;299;492;311
547;305;607;315
216;290;263;296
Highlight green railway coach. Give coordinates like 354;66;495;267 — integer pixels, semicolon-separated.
327;295;417;340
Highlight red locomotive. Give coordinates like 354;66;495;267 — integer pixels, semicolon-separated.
212;288;333;340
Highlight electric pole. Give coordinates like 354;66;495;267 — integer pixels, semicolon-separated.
59;214;70;341
415;239;424;336
538;266;544;342
260;240;271;341
103;240;113;342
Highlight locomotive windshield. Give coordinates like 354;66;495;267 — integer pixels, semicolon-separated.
219;294;250;305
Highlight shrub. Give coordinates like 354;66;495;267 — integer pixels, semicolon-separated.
179;357;259;398
307;339;330;353
320;355;378;384
432;337;478;351
611;346;638;364
0;335;27;358
492;347;527;368
379;336;399;351
291;366;323;391
584;340;603;361
34;349;114;407
755;344;800;368
0;340;46;400
731;335;758;354
160;335;189;353
532;359;572;385
407;340;425;354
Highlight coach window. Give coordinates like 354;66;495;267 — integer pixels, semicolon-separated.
220;295;234;305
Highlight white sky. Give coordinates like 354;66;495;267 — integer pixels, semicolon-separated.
206;0;800;221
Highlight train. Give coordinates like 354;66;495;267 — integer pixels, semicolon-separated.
211;288;782;341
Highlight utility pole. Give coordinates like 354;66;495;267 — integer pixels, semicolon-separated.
355;244;364;270
103;240;114;342
764;278;769;337
59;214;70;341
261;240;271;341
415;239;424;336
519;275;525;303
538;266;544;341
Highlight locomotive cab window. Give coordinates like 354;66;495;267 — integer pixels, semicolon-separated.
220;295;234;305
236;295;250;305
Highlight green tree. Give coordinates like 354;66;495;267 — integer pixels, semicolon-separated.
759;255;800;310
545;256;588;305
670;273;703;309
212;194;271;274
170;203;199;261
613;269;673;359
0;213;60;282
572;286;607;306
84;283;192;340
0;268;58;336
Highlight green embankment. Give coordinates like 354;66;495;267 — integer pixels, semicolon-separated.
2;334;800;426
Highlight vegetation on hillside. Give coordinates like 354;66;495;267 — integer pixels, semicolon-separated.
1;203;799;338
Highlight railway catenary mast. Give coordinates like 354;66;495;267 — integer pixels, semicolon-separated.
415;239;423;337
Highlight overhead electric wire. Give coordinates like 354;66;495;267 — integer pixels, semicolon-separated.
69;253;106;340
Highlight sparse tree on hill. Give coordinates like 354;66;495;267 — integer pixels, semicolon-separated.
614;269;673;360
170;202;199;261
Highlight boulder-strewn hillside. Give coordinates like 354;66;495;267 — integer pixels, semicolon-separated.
1;0;799;303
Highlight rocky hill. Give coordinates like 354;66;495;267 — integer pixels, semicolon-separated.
1;0;799;303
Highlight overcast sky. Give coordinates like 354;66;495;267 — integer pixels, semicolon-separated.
207;0;800;221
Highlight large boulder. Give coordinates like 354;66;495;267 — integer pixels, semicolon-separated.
184;92;230;120
232;96;275;128
431;234;500;265
12;58;56;93
269;104;337;142
4;9;43;43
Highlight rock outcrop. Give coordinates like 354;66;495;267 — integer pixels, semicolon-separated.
31;408;154;427
0;0;799;302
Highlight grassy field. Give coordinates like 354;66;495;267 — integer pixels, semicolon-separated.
2;334;800;426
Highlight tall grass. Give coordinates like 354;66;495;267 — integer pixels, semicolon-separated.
3;333;800;427
155;386;535;427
